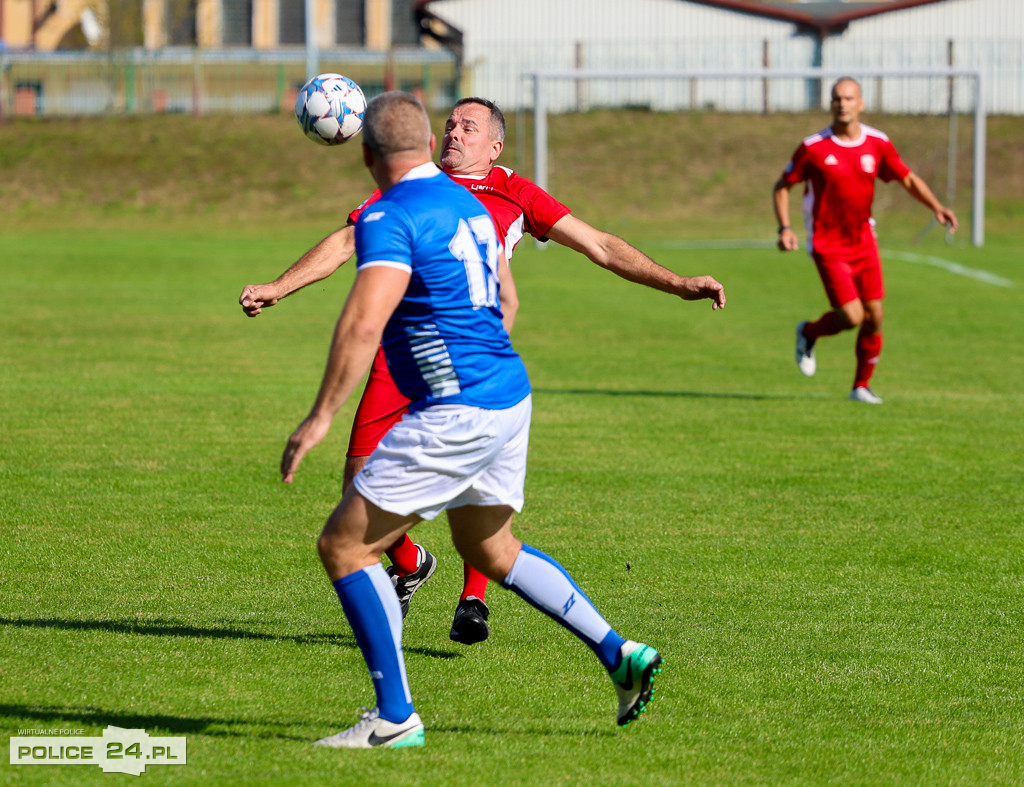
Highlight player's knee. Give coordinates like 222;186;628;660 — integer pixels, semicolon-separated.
316;527;339;565
316;525;366;576
317;509;354;560
838;303;864;328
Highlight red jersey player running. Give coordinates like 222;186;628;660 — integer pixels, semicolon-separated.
773;76;957;404
241;97;725;643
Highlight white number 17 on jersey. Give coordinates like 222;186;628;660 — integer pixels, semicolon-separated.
449;215;499;309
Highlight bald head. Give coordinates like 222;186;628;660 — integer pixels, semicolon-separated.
829;76;865;133
362;91;432;159
831;77;862;101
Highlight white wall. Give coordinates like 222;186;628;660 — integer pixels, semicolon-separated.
433;0;814;111
429;0;1023;113
827;0;1024;113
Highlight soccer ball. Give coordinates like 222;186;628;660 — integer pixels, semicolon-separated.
294;74;366;146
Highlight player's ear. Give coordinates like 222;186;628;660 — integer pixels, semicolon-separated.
362;142;374;169
428;133;437;155
490;138;503;164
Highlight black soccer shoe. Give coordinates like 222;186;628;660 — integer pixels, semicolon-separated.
449;596;490;645
386;545;437;618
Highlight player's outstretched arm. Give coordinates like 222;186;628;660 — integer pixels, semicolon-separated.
546;214;725;310
772;178;799;252
901;172;959;232
281;265;408;484
239;224;357;317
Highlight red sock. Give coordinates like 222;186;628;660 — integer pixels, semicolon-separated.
804;311;844;341
461;563;489;602
854;330;882;389
384;533;420;576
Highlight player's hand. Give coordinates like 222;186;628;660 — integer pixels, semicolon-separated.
937;207;959;233
682;275;726;310
239;284;280;317
281;413;332;484
777;228;799;252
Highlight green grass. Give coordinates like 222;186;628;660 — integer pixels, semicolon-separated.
1;110;1022;237
1;110;1023;783
2;219;1022;784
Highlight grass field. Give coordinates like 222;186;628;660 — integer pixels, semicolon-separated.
2;110;1023;784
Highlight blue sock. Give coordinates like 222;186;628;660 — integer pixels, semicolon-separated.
502;543;626;671
332;563;414;723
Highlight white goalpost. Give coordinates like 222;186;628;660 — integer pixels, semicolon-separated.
528;67;986;247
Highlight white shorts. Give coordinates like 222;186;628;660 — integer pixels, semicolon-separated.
352;396;532;520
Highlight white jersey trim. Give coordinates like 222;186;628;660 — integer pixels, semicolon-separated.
398;162;442;182
505;215;525;261
803;182;816;255
802;128;831;147
803;124;890;149
359;260;412;273
862;124;890;142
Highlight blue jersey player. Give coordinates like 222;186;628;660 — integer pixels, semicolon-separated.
279;92;663;749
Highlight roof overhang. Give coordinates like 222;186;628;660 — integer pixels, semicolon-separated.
415;0;956;40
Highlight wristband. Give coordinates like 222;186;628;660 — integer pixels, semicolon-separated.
778;225;791;234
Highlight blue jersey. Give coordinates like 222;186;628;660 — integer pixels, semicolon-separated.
354;163;530;413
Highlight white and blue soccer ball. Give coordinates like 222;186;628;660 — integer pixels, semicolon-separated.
294;73;366;146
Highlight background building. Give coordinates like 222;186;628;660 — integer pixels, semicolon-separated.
0;0;425;51
1;0;1021;116
416;0;1024;113
0;0;454;117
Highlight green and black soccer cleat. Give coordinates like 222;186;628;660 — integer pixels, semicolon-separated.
610;641;664;727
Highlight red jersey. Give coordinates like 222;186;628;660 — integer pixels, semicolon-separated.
781;125;910;255
348;165;571;261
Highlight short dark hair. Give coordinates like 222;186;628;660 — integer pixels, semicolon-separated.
363;91;431;157
451;97;506;142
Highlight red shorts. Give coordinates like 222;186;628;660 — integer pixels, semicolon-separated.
812;226;884;309
346;345;411;458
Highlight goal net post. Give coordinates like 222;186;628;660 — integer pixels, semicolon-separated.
528;67;985;247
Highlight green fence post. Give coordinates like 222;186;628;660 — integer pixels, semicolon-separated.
192;49;201;117
125;59;136;113
0;46;7;122
276;63;285;113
